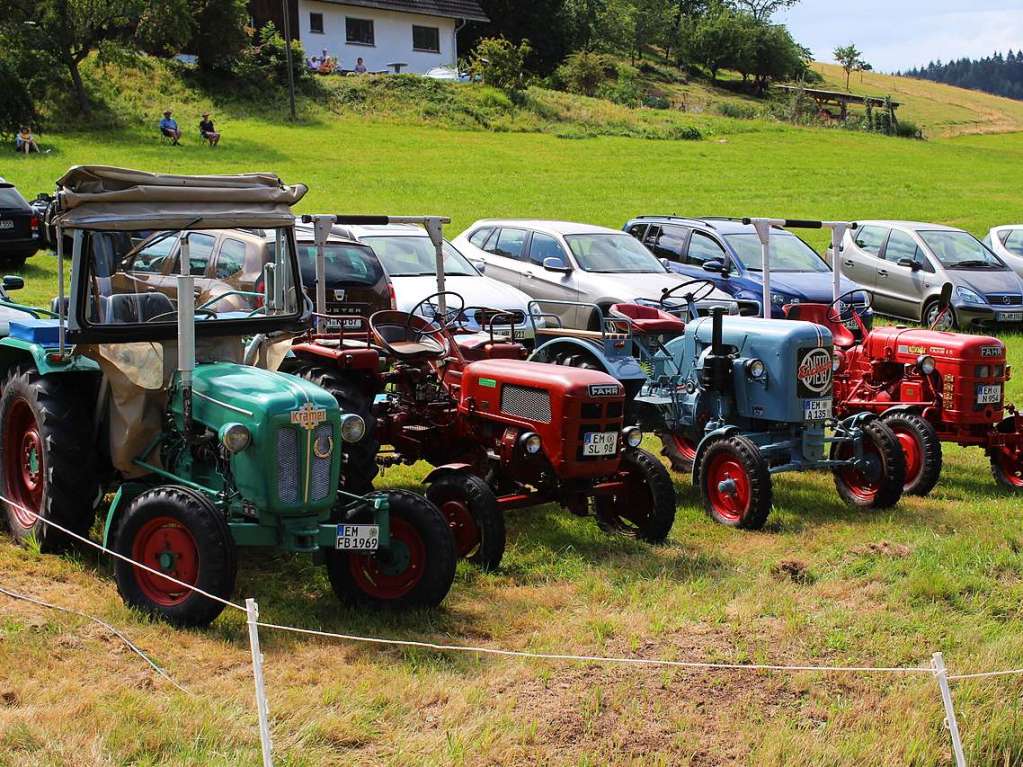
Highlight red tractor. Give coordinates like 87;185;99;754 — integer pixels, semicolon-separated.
280;215;677;571
786;284;1023;494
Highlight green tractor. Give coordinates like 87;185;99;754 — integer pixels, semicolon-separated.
0;167;456;626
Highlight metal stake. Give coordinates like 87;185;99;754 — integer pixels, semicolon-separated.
246;599;273;767
281;0;297;121
932;652;967;767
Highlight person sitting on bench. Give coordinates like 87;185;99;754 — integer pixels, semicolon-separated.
199;112;220;147
159;110;182;145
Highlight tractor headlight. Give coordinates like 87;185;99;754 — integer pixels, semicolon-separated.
745;358;767;380
623;426;643;448
520;432;543;455
340;414;367;444
917;355;936;375
220;423;251;453
976;365;990;378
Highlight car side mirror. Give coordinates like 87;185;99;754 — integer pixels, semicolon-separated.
2;275;24;292
702;259;725;274
938;281;953;311
470;259;486;274
659;257;671;270
897;257;922;271
543;257;571;273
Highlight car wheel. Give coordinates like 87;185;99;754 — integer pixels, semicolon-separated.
923;298;956;331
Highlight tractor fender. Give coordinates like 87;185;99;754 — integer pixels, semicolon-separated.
691;425;743;484
528;338;646;385
0;337;101;379
423;463;475;485
290;341;381;372
835;411;878;436
101;482;150;548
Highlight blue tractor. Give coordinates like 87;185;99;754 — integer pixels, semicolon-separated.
528;284;906;529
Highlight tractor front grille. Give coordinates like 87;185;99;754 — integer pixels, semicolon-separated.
500;384;551;423
277;427;300;503
309;423;333;502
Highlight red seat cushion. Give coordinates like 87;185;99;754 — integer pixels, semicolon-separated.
455;334;525;361
609;303;685;334
784;303;857;349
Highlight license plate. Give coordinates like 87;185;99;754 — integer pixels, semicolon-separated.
325;317;363;330
997;312;1022;322
804;398;832;421
977;385;1002;404
0;220;12;230
336;524;379;550
583;431;618;456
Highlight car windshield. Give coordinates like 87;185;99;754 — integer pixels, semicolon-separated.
295;241;384;286
564;233;664;273
0;185;29;211
725;233;830;273
361;236;476;277
919;230;1006;270
82;226;301;326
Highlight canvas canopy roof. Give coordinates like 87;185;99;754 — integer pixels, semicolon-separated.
51;166;307;231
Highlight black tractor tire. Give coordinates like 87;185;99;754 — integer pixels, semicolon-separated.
297;365;379;494
594;448;676;542
695;435;773;530
0;366;99;552
658;430;697;474
831;420;906;509
882;412;942;497
426;472;505;571
327;490;456;609
112;486;237;627
4;254;28;270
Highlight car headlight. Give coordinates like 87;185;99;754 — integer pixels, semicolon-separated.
917;355;936;375
220;423;251;453
340;414;367;444
955;286;985;304
520;432;542;455
771;293;790;306
623;426;643;448
745;358;767;380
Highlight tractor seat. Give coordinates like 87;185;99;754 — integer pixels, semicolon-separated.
609;303;685;335
455;333;525;361
784;303;857;349
101;292;176;324
369;310;447;360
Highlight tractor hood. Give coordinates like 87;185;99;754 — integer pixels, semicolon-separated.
185;362;339;424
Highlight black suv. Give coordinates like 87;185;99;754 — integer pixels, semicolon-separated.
0;179;44;267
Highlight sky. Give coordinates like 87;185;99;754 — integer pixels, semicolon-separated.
778;1;1023;72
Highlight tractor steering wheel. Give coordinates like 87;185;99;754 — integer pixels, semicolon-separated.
660;279;716;314
405;291;465;341
827;289;872;327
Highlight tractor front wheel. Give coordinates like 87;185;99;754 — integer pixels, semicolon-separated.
658;431;697;474
0;366;99;551
427;472;506;571
882;412;942;496
328;491;456;609
594;448;676;542
831;421;906;509
696;435;772;530
113;486;237;627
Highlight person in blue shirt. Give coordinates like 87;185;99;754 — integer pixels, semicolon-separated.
159;110;182;145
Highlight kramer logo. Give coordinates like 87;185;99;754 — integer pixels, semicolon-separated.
797;348;832;396
589;384;621;397
291;402;328;431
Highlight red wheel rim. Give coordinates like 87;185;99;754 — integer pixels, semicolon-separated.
440;499;481;558
600;469;653;533
705;453;751;523
671;434;697;462
348;517;425;600
836;442;881;502
131;516;200;607
993;448;1023;487
2;399;43;530
893;428;922;489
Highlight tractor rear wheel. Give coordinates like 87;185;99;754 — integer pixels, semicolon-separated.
427;472;505;571
297;366;379;494
594;448;676;542
113;486;237;627
328;490;456;609
0;366;99;552
696;435;772;530
658;430;697;473
882;412;942;496
831;420;905;509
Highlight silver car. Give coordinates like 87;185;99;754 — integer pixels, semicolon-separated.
837;220;1023;330
983;225;1023;279
452;219;741;328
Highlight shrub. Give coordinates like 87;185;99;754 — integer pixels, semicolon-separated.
895;119;923;139
233;23;306;90
556;51;615;97
716;102;757;120
597;74;642;107
469;37;531;93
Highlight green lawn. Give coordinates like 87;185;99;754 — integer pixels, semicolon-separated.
2;115;1023;766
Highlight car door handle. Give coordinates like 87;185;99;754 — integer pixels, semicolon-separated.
524;271;534;279
843;259;854;267
878;270;889;278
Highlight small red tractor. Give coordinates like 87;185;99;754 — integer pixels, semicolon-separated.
279;215;678;570
786;283;1023;494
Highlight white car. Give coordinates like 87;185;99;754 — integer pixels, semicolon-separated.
452;219;743;327
983;226;1023;278
331;223;539;338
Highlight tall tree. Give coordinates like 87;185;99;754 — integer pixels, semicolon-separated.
730;0;799;22
833;43;862;91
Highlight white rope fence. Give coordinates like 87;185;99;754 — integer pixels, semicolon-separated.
6;495;1023;766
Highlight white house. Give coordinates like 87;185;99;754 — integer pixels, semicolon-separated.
294;0;489;74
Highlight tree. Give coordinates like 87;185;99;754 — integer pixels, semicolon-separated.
191;0;249;73
857;60;872;83
469;37;532;92
685;6;748;81
730;0;799;22
833;43;862;91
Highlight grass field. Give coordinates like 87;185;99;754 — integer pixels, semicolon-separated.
2;73;1023;766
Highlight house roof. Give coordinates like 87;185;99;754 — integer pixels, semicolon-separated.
318;0;489;22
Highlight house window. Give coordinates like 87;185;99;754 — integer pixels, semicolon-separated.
412;25;440;53
346;17;374;46
309;12;324;34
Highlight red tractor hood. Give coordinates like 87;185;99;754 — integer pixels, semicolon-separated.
863;326;1005;366
461;359;623;400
